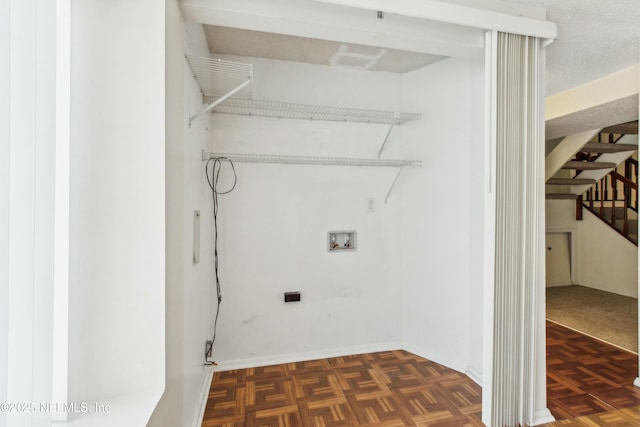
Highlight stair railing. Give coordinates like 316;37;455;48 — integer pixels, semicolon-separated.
582;157;638;244
625;158;638;212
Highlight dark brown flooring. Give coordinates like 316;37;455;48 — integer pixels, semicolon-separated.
540;405;640;426
544;321;640;424
202;323;640;426
201;350;483;426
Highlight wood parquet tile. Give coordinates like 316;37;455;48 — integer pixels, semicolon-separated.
545;321;640;422
203;323;640;426
544;321;640;425
201;350;483;427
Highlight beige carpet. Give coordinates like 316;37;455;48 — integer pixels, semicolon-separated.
546;285;638;353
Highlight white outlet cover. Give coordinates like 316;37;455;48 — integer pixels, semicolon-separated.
367;198;375;213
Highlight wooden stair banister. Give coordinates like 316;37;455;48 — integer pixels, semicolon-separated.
581;158;638;245
570;128;638;245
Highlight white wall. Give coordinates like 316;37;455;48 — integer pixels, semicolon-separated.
0;2;10;425
467;59;486;381
579;209;638;297
209;58;404;367
2;1;56;426
399;57;485;376
67;0;165;421
181;69;215;427
546;200;638;297
148;1;185;426
148;17;215;427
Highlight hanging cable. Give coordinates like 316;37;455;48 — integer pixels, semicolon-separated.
205;157;237;362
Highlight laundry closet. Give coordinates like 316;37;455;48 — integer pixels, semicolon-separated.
180;9;486;377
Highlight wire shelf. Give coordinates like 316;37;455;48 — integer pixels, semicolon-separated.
202;152;422;168
186;55;253;98
207;97;421;125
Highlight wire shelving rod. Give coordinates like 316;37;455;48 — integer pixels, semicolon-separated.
202;151;422;168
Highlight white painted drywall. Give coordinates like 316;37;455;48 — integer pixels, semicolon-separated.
181;73;215;427
580;209;638;297
546;200;638;297
67;0;165;421
147;2;187;426
0;1;10;425
148;13;215;427
3;1;56;426
546;200;579;231
467;58;486;382
399;57;485;375
208;57;404;367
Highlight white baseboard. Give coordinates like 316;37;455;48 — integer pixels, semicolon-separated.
545;282;573;287
532;408;555;425
401;343;467;376
215;342;401;371
465;365;482;386
192;365;214;427
573;282;637;299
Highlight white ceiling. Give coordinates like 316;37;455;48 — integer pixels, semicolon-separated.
502;0;640;96
204;25;447;73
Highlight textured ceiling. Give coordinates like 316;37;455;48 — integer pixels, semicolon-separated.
204;26;447;74
502;0;640;95
499;0;640;140
546;94;639;139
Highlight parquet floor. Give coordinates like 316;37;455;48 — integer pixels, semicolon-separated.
203;323;640;426
540;405;640;426
201;350;483;427
546;321;640;421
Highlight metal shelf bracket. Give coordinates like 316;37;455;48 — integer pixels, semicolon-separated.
385;167;405;204
190;79;251;126
185;55;254;126
377;124;395;158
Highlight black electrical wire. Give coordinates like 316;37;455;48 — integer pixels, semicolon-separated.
205;157;237;361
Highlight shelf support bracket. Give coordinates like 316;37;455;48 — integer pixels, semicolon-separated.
189;78;252;126
385;167;404;204
377;125;395;158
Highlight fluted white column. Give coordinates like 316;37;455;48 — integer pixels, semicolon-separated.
489;32;543;427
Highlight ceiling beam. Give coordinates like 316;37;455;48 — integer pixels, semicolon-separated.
180;0;485;59
316;0;557;40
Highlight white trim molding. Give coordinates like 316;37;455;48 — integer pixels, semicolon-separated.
216;342;401;372
192;366;214;427
316;0;557;40
532;409;556;425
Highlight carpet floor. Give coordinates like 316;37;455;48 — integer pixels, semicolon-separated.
546;285;638;353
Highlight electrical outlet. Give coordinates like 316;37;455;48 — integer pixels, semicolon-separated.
205;340;213;359
367;198;375;213
284;291;301;302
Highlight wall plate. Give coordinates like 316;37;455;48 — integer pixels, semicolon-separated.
328;230;357;252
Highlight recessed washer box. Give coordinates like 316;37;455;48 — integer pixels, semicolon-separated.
328;231;357;252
